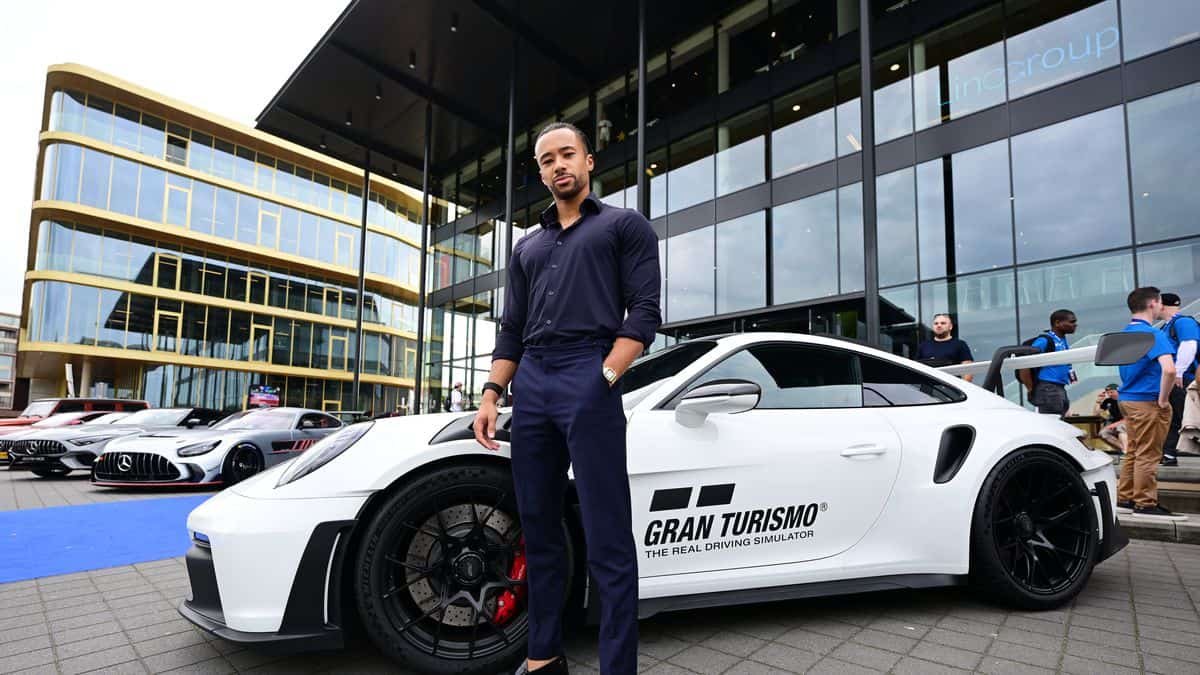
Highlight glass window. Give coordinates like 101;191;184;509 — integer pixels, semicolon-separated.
1005;0;1120;99
1138;239;1200;316
214;189;236;239
880;284;921;357
920;268;1017;362
53;143;82;202
82;96;113;144
861;354;964;406
1016;250;1132;343
917;139;1013;279
41;282;70;344
191;182;216;235
1011;106;1129;263
913;4;1007;131
166;135;188;166
101;232;131;280
212;139;235;180
189;132;214;174
873;45;913;144
716;211;766;314
236;194;259;244
877;167;917;287
113;105;141;152
773;189;838;303
71;226;103;276
234;146;256;187
137;165;166;223
46;221;72;273
109;157;138;217
1121;0;1200;61
647;147;667;219
97;289;127;349
67;284;99;346
772;0;837;65
139;114;165;158
681;343;861;409
59;91;86;134
839;183;864;294
772;77;837;177
79;148;111;209
836;66;863;156
668;130;714;213
667;225;714;322
166;180;190;227
1128;83;1200;245
719;0;769;92
716;106;767;197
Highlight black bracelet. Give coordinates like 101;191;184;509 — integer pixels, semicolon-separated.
481;382;504;398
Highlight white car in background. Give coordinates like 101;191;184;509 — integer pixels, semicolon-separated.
177;332;1134;674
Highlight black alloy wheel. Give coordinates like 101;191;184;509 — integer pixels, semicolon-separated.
971;447;1098;609
355;464;568;675
223;445;264;484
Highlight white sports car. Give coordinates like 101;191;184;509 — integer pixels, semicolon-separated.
179;333;1131;674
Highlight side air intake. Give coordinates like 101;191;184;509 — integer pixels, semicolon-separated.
934;426;975;484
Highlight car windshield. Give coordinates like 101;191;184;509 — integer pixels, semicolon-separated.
85;413;131;425
214;409;294;430
113;409;188;427
30;413;91;427
20;401;56;418
619;340;719;394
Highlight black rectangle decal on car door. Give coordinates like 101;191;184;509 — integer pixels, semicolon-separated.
649;487;692;512
696;483;736;507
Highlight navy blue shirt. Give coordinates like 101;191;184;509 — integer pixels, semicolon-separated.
493;192;662;363
916;338;973;364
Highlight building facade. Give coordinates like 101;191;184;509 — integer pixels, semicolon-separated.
23;65;430;413
404;0;1200;411
0;313;17;410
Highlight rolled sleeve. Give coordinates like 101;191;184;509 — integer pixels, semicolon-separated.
615;212;663;348
492;243;528;363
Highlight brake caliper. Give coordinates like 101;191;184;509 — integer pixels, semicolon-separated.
494;536;526;625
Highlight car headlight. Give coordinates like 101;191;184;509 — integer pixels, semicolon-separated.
276;422;373;488
69;436;116;446
178;440;221;457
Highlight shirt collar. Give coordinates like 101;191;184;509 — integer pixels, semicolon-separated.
539;192;603;229
1130;318;1152;326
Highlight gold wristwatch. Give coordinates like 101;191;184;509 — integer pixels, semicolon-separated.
602;366;618;385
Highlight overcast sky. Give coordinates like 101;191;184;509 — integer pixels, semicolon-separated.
0;0;347;316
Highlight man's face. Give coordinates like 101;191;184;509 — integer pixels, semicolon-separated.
931;316;952;337
1149;297;1164;319
535;128;594;201
1161;305;1180;320
1055;314;1078;335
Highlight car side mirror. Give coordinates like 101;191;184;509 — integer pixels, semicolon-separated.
1095;331;1155;366
185;418;202;428
675;379;761;428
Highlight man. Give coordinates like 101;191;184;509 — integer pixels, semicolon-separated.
915;313;974;382
1117;287;1184;520
1093;384;1125;453
1159;293;1198;466
450;382;465;412
1018;309;1077;417
474;122;660;674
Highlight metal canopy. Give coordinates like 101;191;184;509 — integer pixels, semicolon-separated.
256;0;734;185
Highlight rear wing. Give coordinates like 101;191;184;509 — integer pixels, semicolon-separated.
937;332;1153;396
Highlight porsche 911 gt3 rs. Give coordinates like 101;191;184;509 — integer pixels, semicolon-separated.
93;407;343;487
178;333;1131;674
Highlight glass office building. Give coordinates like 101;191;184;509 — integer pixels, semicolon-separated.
23;65;428;412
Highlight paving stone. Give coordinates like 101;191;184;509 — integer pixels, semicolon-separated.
1064;639;1141;669
1142;652;1200;674
827;642;900;671
746;642;819;673
54;630;128;660
935;616;1001;638
52;619;124;645
773;628;842;655
723;660;790;675
666;644;742;674
891;656;971;675
848;628;916;654
976;656;1055;675
57;644;139;675
1059;654;1141;675
0;647;56;673
142;643;223;672
864;618;928;639
699;630;767;658
0;623;50;645
986;639;1061;669
1068;624;1137;649
640;663;697;675
160;656;238;674
920;626;990;653
0;634;52;659
992;626;1062;651
805;657;880;675
134;628;207;658
908;641;982;670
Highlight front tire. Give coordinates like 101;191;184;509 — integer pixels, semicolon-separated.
354;464;566;675
221;444;263;485
971;447;1099;610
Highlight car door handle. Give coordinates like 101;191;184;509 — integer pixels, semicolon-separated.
841;444;887;457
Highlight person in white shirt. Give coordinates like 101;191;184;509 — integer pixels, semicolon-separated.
450;382;465;412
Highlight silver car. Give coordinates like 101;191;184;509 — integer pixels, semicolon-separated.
92;407;343;487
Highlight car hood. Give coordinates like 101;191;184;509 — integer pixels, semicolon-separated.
106;428;230;453
30;424;178;443
0;419;38;433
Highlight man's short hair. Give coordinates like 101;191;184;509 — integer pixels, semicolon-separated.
1049;309;1075;325
535;121;592;156
1127;286;1161;313
932;313;953;323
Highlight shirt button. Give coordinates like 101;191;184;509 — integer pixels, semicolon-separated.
548;290;556;296
551;264;558;269
545;320;552;325
557;241;563;246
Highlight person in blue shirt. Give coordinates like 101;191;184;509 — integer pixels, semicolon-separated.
1118;287;1184;520
1018;309;1077;417
1159;293;1198;466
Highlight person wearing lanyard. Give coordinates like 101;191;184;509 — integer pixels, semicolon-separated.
1117;287;1184;520
1159;293;1198;467
474;122;661;674
1019;310;1078;417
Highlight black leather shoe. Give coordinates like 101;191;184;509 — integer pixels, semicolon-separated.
514;656;569;674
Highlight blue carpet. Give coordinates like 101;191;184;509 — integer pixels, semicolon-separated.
0;496;211;583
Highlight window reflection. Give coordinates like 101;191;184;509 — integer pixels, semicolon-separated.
716;106;767;197
873;45;913;145
1016;250;1132;341
1128;83;1200;245
917;139;1013;279
1138;239;1200;313
877;167;916;287
839;183;864;294
1005;0;1120;99
1120;0;1200;61
667;225;714;322
836;67;863;156
1011;106;1129;263
921;269;1017;364
772;77;837;177
913;4;1007;131
716;212;766;314
667;131;714;214
772;189;838;304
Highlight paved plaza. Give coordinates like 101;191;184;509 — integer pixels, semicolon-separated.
3;470;1200;674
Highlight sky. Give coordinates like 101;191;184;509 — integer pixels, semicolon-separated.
0;0;347;316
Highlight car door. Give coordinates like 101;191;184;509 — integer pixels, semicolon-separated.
626;341;903;578
294;412;340;451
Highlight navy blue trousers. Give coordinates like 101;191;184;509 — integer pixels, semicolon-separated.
510;341;638;674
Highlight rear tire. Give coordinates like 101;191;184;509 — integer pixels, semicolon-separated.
31;467;70;478
970;447;1098;610
353;463;574;675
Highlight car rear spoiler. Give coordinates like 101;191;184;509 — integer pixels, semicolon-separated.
938;332;1154;396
